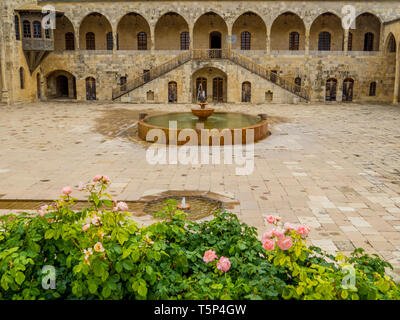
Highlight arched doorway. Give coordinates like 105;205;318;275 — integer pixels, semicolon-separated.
193;12;228;52
213;77;223;102
117;13;150;50
233;12;266;50
46;70;77;99
242;82;251;102
86;77;96;100
325;78;337;101
192;67;227;102
168;81;177;103
342;78;354;102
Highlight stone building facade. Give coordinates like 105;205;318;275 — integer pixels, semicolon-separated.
1;0;400;105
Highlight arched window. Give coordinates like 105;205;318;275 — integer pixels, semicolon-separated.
342;78;354;102
289;32;299;50
168;81;177;103
137;32;147;50
86;77;96;100
347;32;353;51
325;78;337;101
65;32;75;50
23;20;31;38
364;32;374;51
33;21;42;39
19;67;25;89
180;32;189;50
388;35;396;53
15;16;20;40
241;31;251;50
318;32;331;51
106;32;113;50
86;32;95;50
369;82;376;96
242;82;251;102
295;77;301;86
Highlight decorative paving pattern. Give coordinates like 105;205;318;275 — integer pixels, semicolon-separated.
1;101;400;275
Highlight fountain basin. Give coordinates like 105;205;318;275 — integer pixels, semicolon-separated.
191;107;215;121
138;112;269;145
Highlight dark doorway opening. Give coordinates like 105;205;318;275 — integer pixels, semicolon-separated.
56;75;69;97
168;81;177;103
325;78;337;101
242;81;251;102
209;31;222;58
342;78;354;102
86;77;96;101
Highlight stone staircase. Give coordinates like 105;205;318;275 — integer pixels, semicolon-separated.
112;49;310;101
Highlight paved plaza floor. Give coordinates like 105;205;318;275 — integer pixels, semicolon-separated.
1;101;400;274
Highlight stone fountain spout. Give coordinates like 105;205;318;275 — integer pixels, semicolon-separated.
191;85;215;121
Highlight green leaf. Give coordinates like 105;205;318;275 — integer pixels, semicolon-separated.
15;271;25;286
44;229;55;239
102;286;111;299
138;284;148;297
88;280;98;294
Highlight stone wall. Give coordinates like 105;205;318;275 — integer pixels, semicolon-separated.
1;0;400;104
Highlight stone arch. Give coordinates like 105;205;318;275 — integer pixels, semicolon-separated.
271;11;306;50
54;15;75;51
117;12;151;50
232;12;266;50
385;32;397;53
193;12;229;50
310;12;344;51
155;12;189;50
352;12;381;51
192;66;228;102
45;70;77;99
79;12;113;50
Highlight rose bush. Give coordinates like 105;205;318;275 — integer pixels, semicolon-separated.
0;176;399;300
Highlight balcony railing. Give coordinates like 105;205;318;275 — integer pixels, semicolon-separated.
22;38;54;51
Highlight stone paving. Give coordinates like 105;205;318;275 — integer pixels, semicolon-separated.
1;101;400;274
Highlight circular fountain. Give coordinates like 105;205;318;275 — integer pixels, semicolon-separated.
138;86;269;145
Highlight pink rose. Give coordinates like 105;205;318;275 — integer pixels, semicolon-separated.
103;175;110;184
93;174;102;182
203;250;218;263
62;186;72;195
91;215;101;226
116;202;129;211
263;238;275;251
297;225;311;238
272;228;285;239
284;223;295;231
262;230;273;243
266;215;275;224
82;224;90;231
216;256;231;272
277;237;293;251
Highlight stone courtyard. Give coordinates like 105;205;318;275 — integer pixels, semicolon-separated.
1;101;400;275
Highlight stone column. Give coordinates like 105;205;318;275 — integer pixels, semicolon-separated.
378;23;384;53
0;14;9;104
75;26;80;50
393;49;400;104
266;26;271;55
150;25;155;53
344;28;349;55
305;27;310;56
189;25;194;50
227;26;232;56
